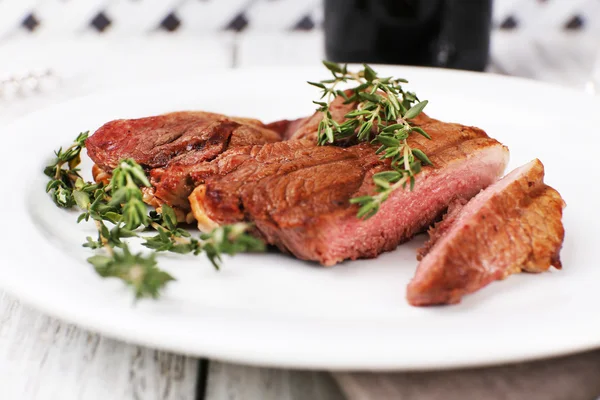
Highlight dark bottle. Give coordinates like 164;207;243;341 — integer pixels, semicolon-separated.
324;0;493;71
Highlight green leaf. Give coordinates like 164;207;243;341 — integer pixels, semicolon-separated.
170;244;193;254
326;126;335;143
73;190;91;210
373;177;391;189
373;171;402;182
83;236;103;249
353;82;370;92
103;211;123;224
412;149;432;166
394;129;409;140
46;179;61;192
386;94;401;113
411;126;431;140
161;204;178;231
375;135;400;147
345;110;373;118
128;163;151;187
307;81;326;89
357;202;379;219
358;92;382;103
363;64;377;82
404;100;428;120
322;60;343;73
349;196;373;204
336;90;349;100
122;199;147;230
404;91;418;103
357;122;373;141
54;186;74;208
374;145;386;155
115;227;137;239
382;123;407;133
87;255;112;270
88;246;176;300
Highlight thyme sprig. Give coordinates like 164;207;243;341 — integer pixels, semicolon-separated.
144;205;264;269
45;134;265;299
44;131;88;208
309;61;433;219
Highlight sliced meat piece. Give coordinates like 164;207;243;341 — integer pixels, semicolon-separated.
189;115;509;265
407;159;565;306
85;111;282;217
87;111;280;171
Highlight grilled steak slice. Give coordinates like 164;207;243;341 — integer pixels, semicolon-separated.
407;159;565;306
87;111;281;171
189;114;509;265
85;111;281;217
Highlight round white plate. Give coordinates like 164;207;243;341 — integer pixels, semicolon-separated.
1;66;599;371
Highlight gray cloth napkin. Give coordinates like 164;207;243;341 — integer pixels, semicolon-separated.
332;350;600;400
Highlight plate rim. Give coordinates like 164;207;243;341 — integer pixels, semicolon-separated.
2;65;600;371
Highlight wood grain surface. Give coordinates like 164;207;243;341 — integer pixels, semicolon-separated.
205;362;344;400
0;293;199;400
334;351;600;400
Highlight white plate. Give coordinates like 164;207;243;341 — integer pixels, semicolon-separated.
1;66;600;371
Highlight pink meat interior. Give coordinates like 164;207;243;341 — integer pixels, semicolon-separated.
317;144;510;265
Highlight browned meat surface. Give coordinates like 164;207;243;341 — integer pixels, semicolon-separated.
85;111;282;217
288;94;354;141
407;159;565;306
87;111;280;171
189;114;509;265
265;117;311;140
148;145;253;211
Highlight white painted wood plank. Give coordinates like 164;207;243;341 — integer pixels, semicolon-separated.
204;349;600;400
333;350;600;400
204;362;345;400
0;291;199;400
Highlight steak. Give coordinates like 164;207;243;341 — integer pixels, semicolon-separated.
189;113;509;265
85;111;282;219
407;159;565;306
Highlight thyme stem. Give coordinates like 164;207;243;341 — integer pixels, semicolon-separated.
309;61;434;219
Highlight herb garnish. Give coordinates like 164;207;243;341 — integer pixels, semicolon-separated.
309;61;433;219
44;131;88;208
45;134;264;299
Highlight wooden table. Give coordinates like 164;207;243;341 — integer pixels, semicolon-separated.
1;32;599;400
